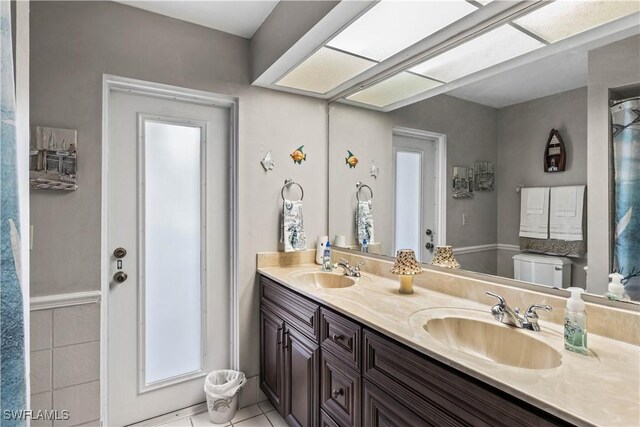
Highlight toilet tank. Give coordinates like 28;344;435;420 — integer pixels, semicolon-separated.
513;253;572;288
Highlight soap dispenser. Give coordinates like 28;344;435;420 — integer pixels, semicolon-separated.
606;272;626;301
564;287;587;355
322;241;333;272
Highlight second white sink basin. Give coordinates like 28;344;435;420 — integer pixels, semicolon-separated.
424;316;562;370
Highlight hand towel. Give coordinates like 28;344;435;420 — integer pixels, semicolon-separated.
356;200;374;244
519;187;550;239
550;185;585;241
282;199;306;252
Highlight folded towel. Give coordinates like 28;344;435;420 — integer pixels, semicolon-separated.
356;200;374;245
282;199;306;252
519;187;549;239
550;185;585;241
526;188;546;215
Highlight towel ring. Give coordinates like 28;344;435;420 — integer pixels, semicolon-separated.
281;178;304;201
356;181;373;202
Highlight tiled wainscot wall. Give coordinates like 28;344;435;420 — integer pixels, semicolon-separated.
30;295;101;427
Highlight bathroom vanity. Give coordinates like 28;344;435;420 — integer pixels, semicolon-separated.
258;252;640;427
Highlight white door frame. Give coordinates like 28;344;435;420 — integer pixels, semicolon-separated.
100;74;239;425
392;126;447;253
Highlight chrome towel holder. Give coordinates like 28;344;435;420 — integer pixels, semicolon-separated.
356;181;373;202
281;178;304;201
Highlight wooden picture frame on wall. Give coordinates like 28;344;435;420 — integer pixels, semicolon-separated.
544;129;566;173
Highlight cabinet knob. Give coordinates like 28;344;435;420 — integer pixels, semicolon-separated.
332;334;344;342
332;388;344;398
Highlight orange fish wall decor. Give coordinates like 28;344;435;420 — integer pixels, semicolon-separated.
345;150;358;168
290;145;306;164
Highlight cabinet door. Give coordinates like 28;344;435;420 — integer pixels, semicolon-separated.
284;325;319;427
260;306;285;414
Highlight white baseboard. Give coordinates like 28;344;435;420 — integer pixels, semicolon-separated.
31;290;101;311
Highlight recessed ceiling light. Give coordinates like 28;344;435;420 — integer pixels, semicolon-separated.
346;72;442;108
327;0;479;62
410;24;544;82
515;0;640;43
276;47;376;94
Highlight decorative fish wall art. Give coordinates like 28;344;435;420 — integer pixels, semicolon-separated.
345;150;358;168
290;145;306;164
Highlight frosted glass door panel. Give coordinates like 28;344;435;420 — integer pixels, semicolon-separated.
143;120;203;385
395;151;422;260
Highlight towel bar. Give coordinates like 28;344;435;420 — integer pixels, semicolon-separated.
281;178;304;201
356;181;373;202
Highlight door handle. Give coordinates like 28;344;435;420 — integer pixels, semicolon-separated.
113;271;128;284
425;243;434;250
113;247;127;259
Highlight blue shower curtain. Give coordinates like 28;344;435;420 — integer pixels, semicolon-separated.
1;0;26;423
611;97;640;301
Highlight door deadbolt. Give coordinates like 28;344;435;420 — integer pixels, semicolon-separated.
113;271;128;284
113;247;127;259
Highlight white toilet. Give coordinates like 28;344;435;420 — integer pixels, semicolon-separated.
513;253;572;288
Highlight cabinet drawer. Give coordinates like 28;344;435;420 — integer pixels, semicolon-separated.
320;349;361;427
320;410;340;427
320;308;361;371
261;275;320;341
363;330;567;427
363;379;429;427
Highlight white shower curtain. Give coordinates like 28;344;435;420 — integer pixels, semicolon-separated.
1;1;26;423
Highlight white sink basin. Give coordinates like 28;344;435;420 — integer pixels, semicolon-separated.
290;271;357;289
424;316;562;370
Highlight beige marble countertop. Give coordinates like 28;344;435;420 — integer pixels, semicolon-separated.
258;264;640;427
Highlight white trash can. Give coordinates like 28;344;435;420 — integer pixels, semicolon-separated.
204;370;247;424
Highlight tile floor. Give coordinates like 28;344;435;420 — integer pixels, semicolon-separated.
158;400;284;427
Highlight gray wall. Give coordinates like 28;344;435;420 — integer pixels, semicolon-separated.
496;87;588;287
30;0;328;383
328;103;394;254
391;94;499;249
587;34;640;294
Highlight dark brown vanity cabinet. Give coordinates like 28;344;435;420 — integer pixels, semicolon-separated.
260;277;320;427
260;275;570;427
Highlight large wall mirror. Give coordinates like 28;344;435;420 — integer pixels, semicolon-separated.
327;1;640;305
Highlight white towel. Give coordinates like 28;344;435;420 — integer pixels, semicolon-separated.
519;187;549;239
282;199;306;252
550;186;585;241
356;200;374;245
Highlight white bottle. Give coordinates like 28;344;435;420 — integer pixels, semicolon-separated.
564;287;587;355
606;272;625;301
322;242;333;272
315;236;328;265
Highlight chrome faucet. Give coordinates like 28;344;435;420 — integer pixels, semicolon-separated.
337;258;364;277
485;291;552;331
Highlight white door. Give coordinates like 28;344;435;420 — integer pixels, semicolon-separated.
107;90;230;426
393;133;437;263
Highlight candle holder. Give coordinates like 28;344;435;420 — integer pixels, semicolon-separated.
430;246;461;269
390;249;423;294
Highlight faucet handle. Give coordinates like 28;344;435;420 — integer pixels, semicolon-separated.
339;258;350;266
485;291;506;306
525;304;552;319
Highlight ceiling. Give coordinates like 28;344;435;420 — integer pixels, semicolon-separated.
115;1;279;39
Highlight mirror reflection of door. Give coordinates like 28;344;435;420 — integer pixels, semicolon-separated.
393;130;439;263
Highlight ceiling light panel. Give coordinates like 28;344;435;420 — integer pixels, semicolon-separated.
410;24;545;82
276;47;376;94
515;0;640;43
346;72;442;108
327;0;479;62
